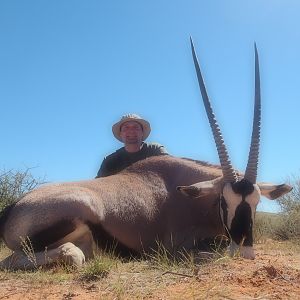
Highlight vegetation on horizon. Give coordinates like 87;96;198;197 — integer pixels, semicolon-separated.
0;168;43;212
274;175;300;240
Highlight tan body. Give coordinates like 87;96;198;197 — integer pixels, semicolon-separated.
0;155;291;269
0;156;226;269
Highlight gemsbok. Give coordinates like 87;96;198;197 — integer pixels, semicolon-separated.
0;39;292;269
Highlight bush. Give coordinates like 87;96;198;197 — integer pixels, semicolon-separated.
274;175;300;240
254;212;279;243
0;168;42;213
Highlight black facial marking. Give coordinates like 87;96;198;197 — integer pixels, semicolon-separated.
243;230;254;247
231;179;254;197
230;201;253;247
220;179;255;247
220;196;228;228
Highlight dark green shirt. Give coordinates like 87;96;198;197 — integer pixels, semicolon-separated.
96;142;168;177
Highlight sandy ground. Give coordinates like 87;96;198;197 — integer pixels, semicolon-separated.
0;240;299;300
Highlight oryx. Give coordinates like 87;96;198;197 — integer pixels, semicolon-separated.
0;40;292;269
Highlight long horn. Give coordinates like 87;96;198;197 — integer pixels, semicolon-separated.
190;37;237;183
244;44;261;183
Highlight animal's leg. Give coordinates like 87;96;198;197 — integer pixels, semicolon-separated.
0;222;95;270
54;242;86;266
0;242;85;270
73;228;95;259
229;241;239;257
49;222;95;260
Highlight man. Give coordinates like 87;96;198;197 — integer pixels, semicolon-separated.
96;113;168;177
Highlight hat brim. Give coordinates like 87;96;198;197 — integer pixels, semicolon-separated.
112;118;151;142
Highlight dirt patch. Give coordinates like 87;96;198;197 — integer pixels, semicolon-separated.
0;240;299;299
155;242;300;300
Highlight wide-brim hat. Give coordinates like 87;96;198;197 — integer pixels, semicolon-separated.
112;113;151;142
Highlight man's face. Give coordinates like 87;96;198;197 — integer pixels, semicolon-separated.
120;121;144;145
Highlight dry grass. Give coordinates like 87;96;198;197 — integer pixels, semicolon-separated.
253;212;280;244
0;239;299;299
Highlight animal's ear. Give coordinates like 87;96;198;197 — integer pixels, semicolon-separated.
257;182;293;200
177;177;223;198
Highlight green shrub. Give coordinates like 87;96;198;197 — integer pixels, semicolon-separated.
0;168;42;213
274;175;300;240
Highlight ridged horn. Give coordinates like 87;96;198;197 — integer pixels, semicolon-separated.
244;44;261;184
190;37;237;183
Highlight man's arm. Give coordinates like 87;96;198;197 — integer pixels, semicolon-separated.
96;157;110;178
96;151;124;178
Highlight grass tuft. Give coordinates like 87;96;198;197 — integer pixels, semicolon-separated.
78;252;118;282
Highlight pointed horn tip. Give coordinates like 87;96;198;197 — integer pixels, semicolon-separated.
254;43;259;56
190;37;195;49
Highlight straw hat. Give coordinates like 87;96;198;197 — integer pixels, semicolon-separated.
112;114;151;142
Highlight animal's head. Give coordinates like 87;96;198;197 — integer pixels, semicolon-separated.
177;39;292;259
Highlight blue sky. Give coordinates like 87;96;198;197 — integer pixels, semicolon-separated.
1;0;299;212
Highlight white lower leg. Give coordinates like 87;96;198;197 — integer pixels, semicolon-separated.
240;246;255;259
0;242;85;270
229;241;239;257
